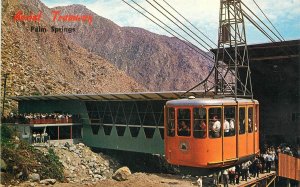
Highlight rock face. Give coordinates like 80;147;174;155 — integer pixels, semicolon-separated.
112;166;132;181
54;5;213;91
1;0;145;113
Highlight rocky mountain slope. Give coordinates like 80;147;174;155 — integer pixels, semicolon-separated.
53;4;213;91
1;0;145;100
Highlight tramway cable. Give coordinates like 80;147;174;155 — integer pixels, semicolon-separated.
161;0;217;48
151;0;215;50
241;2;282;42
251;0;285;41
144;0;214;55
121;0;214;62
241;1;295;57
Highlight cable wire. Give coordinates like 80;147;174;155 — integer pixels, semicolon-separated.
123;0;215;62
152;0;215;50
252;0;285;41
242;10;276;42
241;1;283;42
144;0;213;55
161;0;217;48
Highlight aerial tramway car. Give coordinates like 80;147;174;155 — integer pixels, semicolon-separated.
164;96;259;174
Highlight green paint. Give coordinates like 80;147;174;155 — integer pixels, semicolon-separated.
83;125;164;155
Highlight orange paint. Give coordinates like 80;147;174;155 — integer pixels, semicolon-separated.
164;100;259;168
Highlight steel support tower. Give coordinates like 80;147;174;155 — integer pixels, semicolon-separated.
214;0;253;99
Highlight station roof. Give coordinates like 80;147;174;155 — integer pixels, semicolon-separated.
10;90;213;101
211;39;300;64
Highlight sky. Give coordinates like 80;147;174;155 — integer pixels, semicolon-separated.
41;0;300;50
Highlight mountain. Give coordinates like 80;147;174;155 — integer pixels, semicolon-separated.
53;4;213;91
1;0;145;102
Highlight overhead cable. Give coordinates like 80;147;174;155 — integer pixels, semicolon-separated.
252;0;285;41
144;0;213;55
152;0;215;50
161;0;217;48
122;0;215;62
241;1;283;42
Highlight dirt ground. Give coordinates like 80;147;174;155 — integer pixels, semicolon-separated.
92;173;197;187
18;172;201;187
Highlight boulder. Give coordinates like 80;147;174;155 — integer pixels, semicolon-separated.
64;142;71;148
78;143;85;147
69;146;76;152
40;179;56;185
0;159;7;171
112;167;131;181
16;171;23;178
28;173;40;182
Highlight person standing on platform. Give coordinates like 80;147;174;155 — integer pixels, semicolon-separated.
235;164;241;184
228;166;236;185
222;169;229;187
241;162;249;181
265;152;273;173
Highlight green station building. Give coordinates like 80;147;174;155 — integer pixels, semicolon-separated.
9;91;205;155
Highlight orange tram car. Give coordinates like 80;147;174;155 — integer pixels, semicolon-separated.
164;97;259;175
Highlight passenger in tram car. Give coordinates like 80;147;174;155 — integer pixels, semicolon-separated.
223;119;230;137
211;115;221;138
194;120;207;138
200;120;207;138
239;119;245;134
229;119;235;135
178;120;190;136
248;118;253;133
168;121;175;136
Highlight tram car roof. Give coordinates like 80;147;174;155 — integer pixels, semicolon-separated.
166;97;259;107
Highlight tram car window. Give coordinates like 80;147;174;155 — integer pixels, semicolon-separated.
248;107;253;133
167;108;175;137
224;106;236;137
209;108;221;138
239;107;246;134
193;108;207;138
177;109;191;136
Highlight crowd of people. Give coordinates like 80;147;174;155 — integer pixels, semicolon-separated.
1;113;81;124
220;143;299;186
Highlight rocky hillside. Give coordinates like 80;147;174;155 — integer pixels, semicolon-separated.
53;4;213;91
1;0;145;100
36;142;121;184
